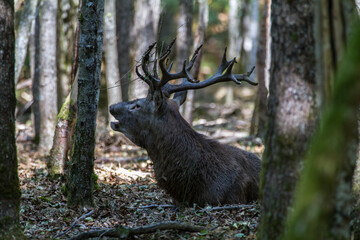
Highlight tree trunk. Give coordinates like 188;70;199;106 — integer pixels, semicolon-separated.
257;1;317;239
176;0;193;122
15;0;38;84
104;0;122;122
283;18;360;240
226;0;241;106
57;0;78;109
182;0;208;124
250;0;270;139
0;0;23;238
130;0;159;99
115;0;133;101
67;0;104;207
38;0;58;153
47;11;80;177
30;9;41;144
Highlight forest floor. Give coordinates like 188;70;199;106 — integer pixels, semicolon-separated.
17;87;264;239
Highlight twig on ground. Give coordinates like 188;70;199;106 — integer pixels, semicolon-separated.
54;210;94;238
200;204;255;212
136;204;175;209
67;221;205;240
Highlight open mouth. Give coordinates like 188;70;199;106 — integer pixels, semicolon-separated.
110;121;121;131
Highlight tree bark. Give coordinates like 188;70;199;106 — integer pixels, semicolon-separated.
182;0;208;124
250;0;270;139
57;0;78;108
47;10;80;177
67;0;104;207
257;1;317;239
0;0;23;238
38;0;58;153
30;9;41;143
104;0;122;122
283;18;360;240
14;0;38;84
176;0;193;122
115;0;133;101
130;0;159;99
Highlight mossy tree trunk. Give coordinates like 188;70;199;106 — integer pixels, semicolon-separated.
0;0;23;238
67;0;104;208
283;18;360;240
257;1;317;239
47;10;80;177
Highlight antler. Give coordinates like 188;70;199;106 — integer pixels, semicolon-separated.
135;39;257;99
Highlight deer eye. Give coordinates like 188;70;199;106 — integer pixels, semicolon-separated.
130;104;140;111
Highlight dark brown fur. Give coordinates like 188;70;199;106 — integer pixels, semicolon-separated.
110;98;261;206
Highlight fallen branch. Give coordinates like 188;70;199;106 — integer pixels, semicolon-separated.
200;204;255;212
68;221;205;240
138;204;175;209
54;210;94;238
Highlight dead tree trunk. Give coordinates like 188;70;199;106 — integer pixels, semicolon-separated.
67;0;104;207
257;1;317;239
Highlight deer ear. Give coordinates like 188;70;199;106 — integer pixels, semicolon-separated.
173;90;187;107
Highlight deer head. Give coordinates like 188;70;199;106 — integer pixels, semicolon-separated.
109;39;256;148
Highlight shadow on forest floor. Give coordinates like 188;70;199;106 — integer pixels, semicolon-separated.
17;92;263;239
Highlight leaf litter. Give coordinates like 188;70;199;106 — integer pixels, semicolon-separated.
18;99;263;239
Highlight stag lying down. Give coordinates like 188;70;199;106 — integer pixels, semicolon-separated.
109;40;261;206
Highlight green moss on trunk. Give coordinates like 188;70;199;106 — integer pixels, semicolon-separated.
282;19;360;240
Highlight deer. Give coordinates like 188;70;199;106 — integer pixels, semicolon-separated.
109;39;261;206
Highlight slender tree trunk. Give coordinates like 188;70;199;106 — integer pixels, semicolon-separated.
257;1;317;239
47;10;80;177
283;19;360;240
182;0;208;124
38;0;58;153
30;9;41;143
176;0;193;122
226;0;241;106
15;0;38;84
57;0;78;108
67;0;104;207
0;0;23;238
104;0;121;122
250;0;270;139
130;0;159;99
115;0;133;101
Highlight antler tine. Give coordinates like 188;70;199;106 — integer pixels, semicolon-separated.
234;66;258;85
153;43;159;79
186;44;203;72
158;44;202;88
138;42;159;91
